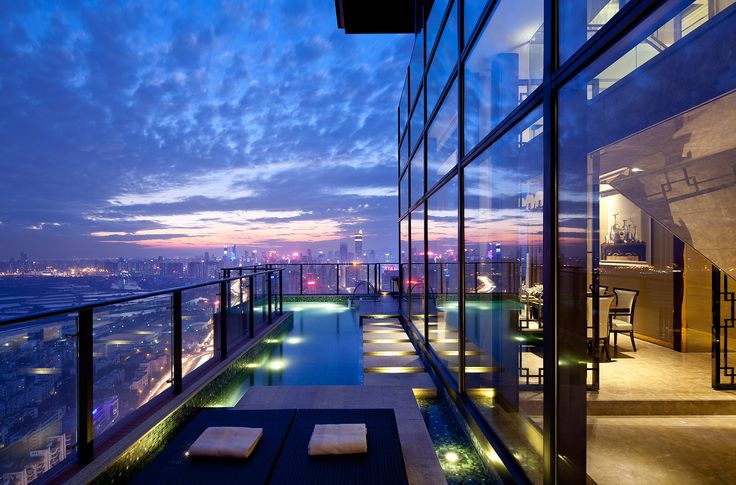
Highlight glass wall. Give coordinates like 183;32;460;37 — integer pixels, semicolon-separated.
410;87;424;151
397;0;736;483
427;81;458;190
410;208;426;336
427;176;459;381
400;217;410;316
464;107;544;482
426;1;457;115
558;1;736;482
464;0;543;154
400;170;409;217
410;141;425;206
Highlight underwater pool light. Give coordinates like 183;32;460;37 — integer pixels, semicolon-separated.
268;359;287;371
445;451;460;463
285;336;303;344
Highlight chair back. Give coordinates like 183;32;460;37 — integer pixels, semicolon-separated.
587;295;615;338
613;288;639;324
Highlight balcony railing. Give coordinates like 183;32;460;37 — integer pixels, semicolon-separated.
0;268;282;483
222;263;401;295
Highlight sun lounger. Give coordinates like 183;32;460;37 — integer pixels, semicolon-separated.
131;408;296;485
269;409;408;485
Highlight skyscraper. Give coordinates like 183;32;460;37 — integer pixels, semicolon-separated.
339;242;348;262
354;230;363;262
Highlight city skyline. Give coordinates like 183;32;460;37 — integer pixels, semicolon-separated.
0;1;412;259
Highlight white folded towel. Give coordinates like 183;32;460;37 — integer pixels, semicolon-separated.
308;423;367;456
188;426;263;459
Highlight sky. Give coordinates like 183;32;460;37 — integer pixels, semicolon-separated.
0;0;412;259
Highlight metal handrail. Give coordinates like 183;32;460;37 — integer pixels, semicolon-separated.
0;268;279;327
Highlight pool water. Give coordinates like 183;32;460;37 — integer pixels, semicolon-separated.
218;302;363;405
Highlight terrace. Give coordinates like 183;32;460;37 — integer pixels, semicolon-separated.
0;263;503;484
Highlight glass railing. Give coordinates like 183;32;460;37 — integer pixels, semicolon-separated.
0;268;282;482
225;263;401;296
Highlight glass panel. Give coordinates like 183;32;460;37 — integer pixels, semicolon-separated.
410;208;426;336
427;2;458;115
560;0;634;64
411;140;425;206
181;285;217;377
302;264;337;295
93;295;171;443
427;176;459;382
400;169;409;217
0;316;77;481
464;0;544;153
400;75;409;136
558;2;736;481
400;134;408;172
464;0;487;43
401;218;410;316
282;266;301;295
427;0;450;54
227;275;248;348
427;81;459;190
341;264;369;295
410;33;424;107
463;107;544;482
252;273;267;329
411;86;425;151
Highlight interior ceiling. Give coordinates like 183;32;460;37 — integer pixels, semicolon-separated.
600;89;736;279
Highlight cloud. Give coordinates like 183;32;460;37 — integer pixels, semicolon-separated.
0;0;413;258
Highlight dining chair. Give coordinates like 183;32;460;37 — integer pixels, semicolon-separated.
610;288;639;351
587;294;615;361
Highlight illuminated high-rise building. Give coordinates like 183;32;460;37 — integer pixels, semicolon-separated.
354;229;363;262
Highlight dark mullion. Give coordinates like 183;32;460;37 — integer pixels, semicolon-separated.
457;0;466;395
548;0;667;91
424;0;456;82
459;0;500;64
460;88;543;169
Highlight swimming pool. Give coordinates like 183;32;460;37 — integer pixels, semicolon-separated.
218;302;363;406
212;301;499;483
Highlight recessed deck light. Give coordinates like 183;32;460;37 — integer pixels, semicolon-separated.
268;359;286;370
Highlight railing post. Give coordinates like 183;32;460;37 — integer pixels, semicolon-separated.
219;280;228;359
248;274;255;338
336;264;340;295
475;262;479;294
172;290;183;394
300;264;303;295
279;269;283;314
367;264;370;294
440;263;444;295
77;308;94;464
267;272;273;324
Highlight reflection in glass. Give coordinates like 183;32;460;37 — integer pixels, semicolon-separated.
400;218;410;316
182;286;217;377
410;86;424;151
400;170;409;217
427;177;459;382
93;296;171;443
464;0;487;43
427;81;458;191
426;2;458;115
426;0;450;55
558;2;736;481
0;316;77;481
463;107;544;482
400;75;409;136
410;207;426;336
410;32;424;107
411;141;425;206
464;0;543;153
